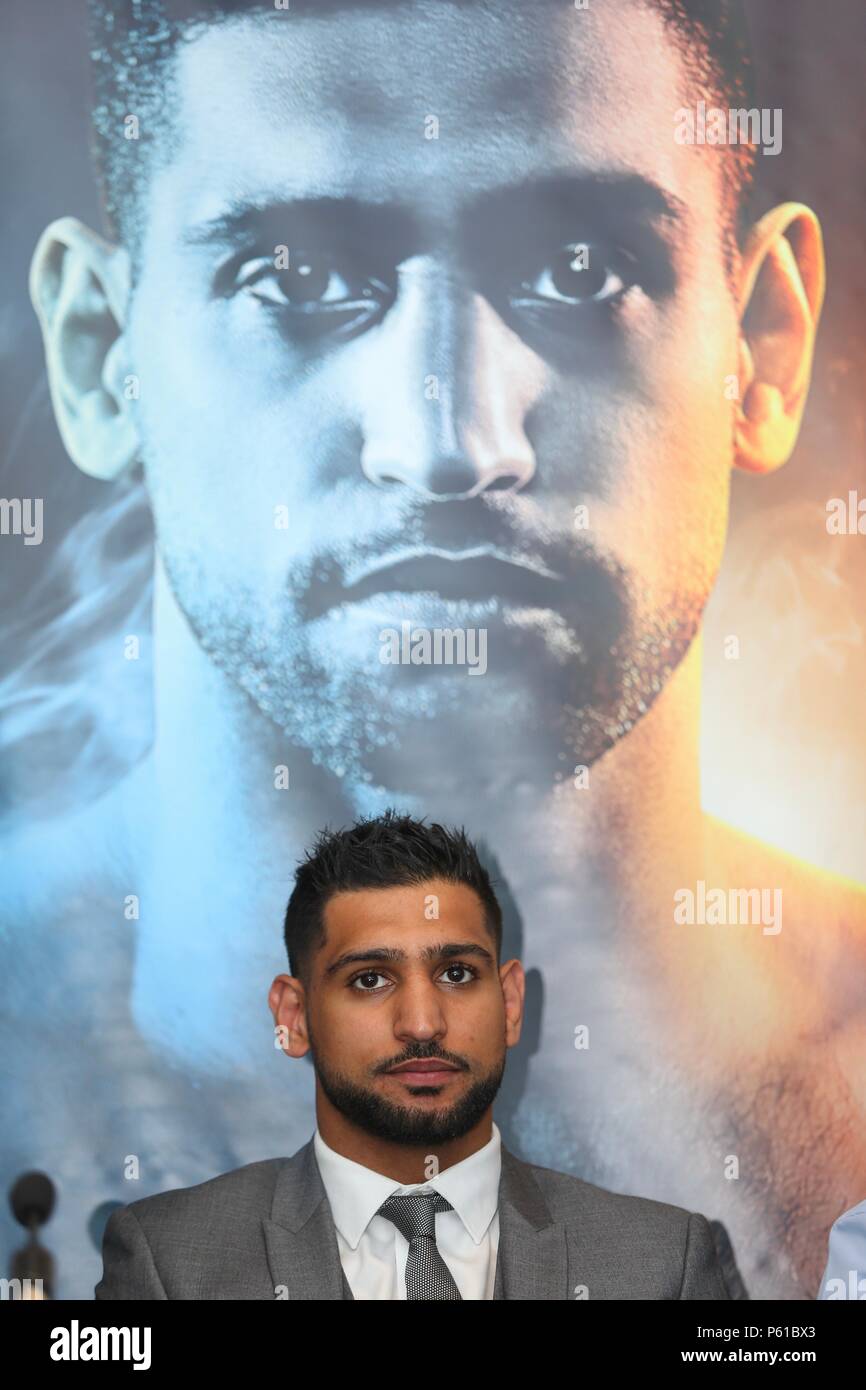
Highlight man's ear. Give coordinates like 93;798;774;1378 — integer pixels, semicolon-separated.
28;216;139;480
734;202;825;474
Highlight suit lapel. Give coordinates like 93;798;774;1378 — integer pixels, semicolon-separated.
493;1143;569;1300
263;1139;352;1300
264;1135;568;1300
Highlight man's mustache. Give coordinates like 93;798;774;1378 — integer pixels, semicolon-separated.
321;548;563;612
299;511;628;651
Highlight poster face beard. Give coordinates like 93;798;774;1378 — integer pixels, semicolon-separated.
157;524;710;791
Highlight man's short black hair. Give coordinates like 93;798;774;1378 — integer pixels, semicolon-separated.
87;0;758;267
283;809;503;988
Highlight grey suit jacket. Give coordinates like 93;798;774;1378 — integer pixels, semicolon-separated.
95;1137;741;1300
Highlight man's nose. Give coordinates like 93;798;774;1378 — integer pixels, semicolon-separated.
358;259;541;499
392;975;449;1043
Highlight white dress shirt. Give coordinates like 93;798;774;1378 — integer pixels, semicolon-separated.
313;1121;502;1300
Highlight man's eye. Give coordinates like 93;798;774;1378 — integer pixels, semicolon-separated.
514;241;637;307
441;963;477;985
351;971;389;992
234;252;391;311
349;963;478;992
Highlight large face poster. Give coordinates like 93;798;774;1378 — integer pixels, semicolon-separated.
1;0;864;1301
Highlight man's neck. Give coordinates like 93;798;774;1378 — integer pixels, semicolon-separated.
339;630;707;928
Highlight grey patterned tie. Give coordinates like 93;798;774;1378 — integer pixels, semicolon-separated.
377;1191;463;1300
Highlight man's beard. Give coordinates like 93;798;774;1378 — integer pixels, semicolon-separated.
161;547;707;789
308;1037;507;1146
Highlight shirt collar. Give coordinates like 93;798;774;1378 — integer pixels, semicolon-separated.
313;1121;502;1250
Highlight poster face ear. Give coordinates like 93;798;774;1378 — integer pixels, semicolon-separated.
734;203;825;475
29;216;138;481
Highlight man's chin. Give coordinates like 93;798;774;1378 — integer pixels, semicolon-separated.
313;1063;506;1145
195;598;689;787
260;664;609;791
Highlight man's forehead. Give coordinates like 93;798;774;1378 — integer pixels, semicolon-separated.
325;878;484;918
156;0;700;229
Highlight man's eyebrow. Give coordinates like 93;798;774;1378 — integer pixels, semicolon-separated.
324;941;495;978
180;195;418;253
479;171;688;225
180;173;686;251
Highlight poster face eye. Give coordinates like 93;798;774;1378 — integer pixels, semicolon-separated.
513;242;635;306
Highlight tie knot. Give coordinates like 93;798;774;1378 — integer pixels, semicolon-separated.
377;1191;454;1243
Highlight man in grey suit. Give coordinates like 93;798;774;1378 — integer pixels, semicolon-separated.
97;812;742;1300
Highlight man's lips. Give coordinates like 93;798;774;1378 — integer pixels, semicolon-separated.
299;542;629;657
386;1059;461;1077
310;548;564;617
